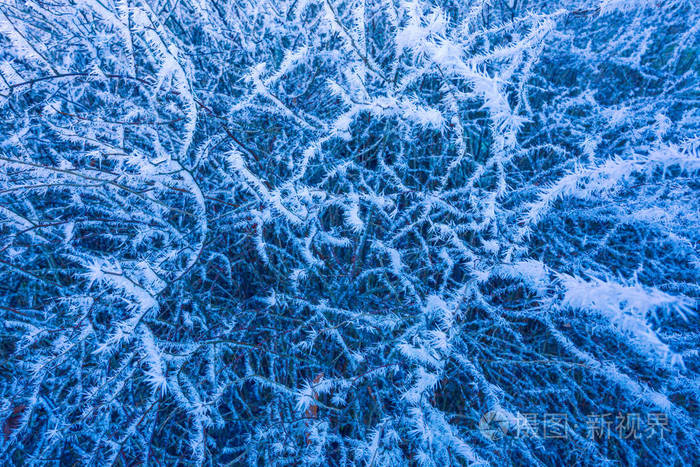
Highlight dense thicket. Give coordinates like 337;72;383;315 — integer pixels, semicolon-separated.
0;0;698;465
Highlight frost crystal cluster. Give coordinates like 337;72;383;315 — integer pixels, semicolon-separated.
0;0;698;465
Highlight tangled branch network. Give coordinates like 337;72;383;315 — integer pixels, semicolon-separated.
0;0;698;465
